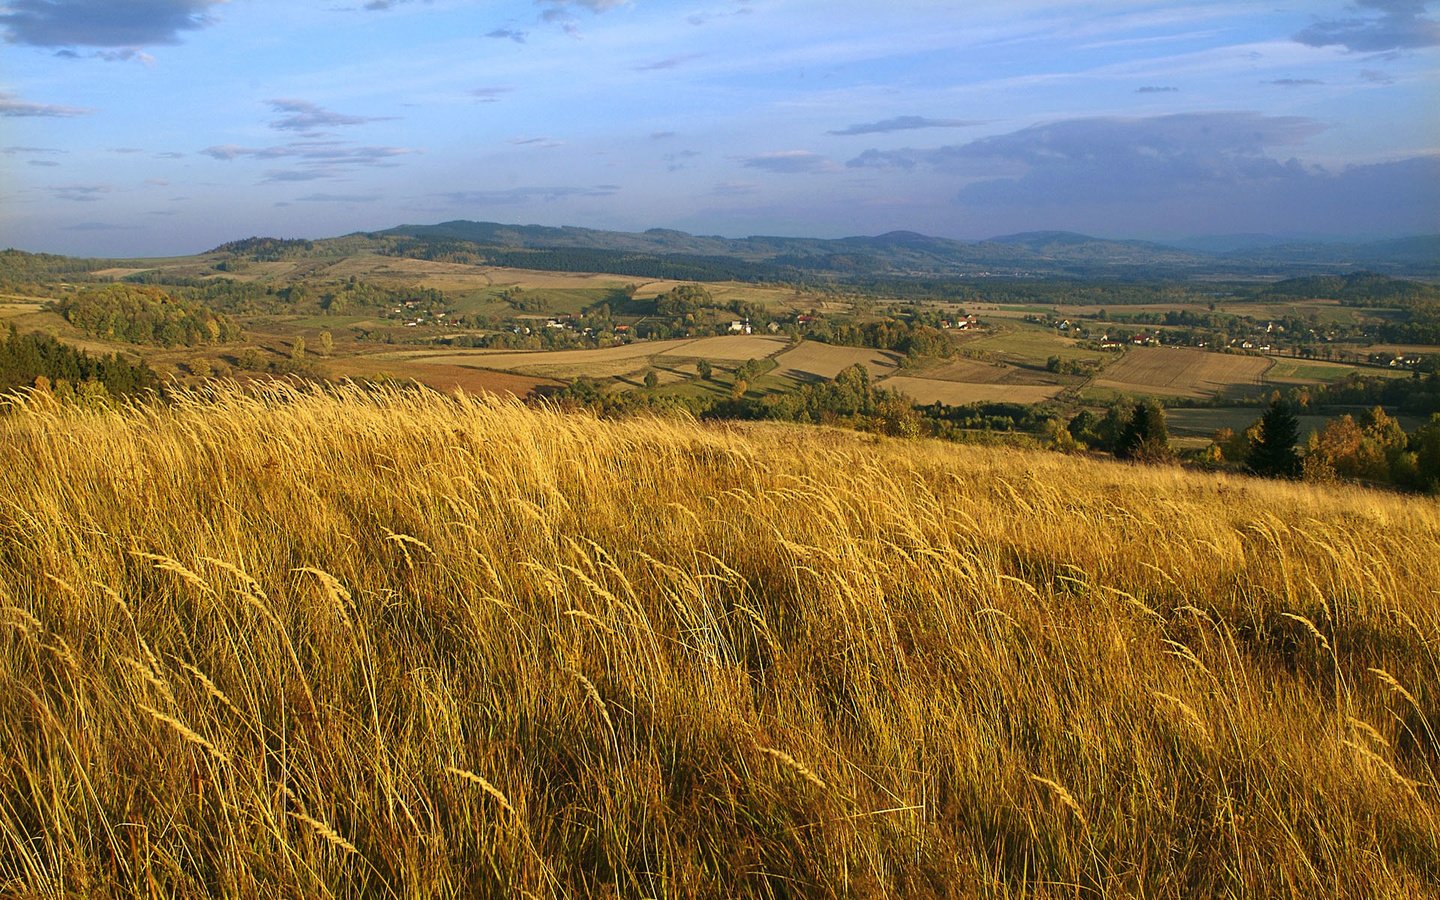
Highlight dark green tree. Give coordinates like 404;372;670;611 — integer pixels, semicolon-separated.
1248;399;1303;478
1115;400;1170;461
643;370;659;389
1067;409;1101;447
1409;414;1440;493
696;359;713;380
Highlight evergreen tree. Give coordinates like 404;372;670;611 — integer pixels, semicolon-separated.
1248;399;1302;478
1115;400;1170;461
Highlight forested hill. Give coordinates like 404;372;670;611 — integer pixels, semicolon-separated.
7;224;1436;285
365;222;1440;281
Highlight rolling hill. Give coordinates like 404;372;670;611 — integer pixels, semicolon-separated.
362;221;1439;281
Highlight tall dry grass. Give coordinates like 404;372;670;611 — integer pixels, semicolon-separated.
0;381;1437;897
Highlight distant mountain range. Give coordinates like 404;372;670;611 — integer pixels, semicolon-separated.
360;221;1439;281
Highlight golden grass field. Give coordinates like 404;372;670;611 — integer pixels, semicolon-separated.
1092;347;1271;398
1;383;1439;897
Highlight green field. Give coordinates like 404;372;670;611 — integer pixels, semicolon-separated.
1264;357;1409;383
957;321;1110;366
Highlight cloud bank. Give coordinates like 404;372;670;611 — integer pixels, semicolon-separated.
1294;0;1440;52
268;99;392;133
849;112;1440;235
0;0;224;48
0;92;90;117
741;150;836;174
829;116;980;136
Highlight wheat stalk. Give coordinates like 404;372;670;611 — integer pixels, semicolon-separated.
2;605;44;634
1280;612;1331;653
168;653;244;721
445;766;520;819
197;556;267;599
138;704;230;765
564;607;616;636
1029;774;1087;828
1341;739;1417;793
293;566;354;628
1369;667;1419;709
1152;691;1212;743
1346;716;1389;749
571;669;615;738
288;811;358;854
131;551;215;596
758;746;827;790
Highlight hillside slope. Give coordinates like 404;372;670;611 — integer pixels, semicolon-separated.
1;385;1438;897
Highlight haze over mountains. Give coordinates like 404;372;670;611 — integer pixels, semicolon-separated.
353;221;1440;281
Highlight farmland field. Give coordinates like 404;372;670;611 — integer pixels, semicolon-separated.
959;322;1111;366
655;335;788;361
1091;347;1270;398
1263;357;1389;384
374;335;790;381
918;357;1066;386
324;356;561;396
880;375;1064;405
0;297;44;320
771;342;900;381
386;341;687;379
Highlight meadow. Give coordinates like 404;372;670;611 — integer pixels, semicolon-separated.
1;382;1437;897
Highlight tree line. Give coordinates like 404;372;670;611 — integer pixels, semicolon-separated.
0;326;156;399
50;284;241;347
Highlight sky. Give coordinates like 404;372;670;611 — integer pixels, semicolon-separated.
1;0;1438;257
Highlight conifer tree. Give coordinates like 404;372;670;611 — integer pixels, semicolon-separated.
1248;399;1302;478
1116;400;1170;461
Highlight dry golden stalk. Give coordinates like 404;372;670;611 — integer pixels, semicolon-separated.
1346;716;1390;749
1152;691;1212;743
564;608;616;636
1369;667;1419;709
293;566;354;628
1279;611;1331;652
197;556;266;598
571;669;615;737
445;766;520;819
1342;739;1417;792
131;551;215;596
2;605;44;634
758;746;827;791
138;704;230;765
288;811;359;854
1029;775;1087;828
168;653;244;721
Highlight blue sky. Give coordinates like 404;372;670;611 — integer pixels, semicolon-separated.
2;0;1437;256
